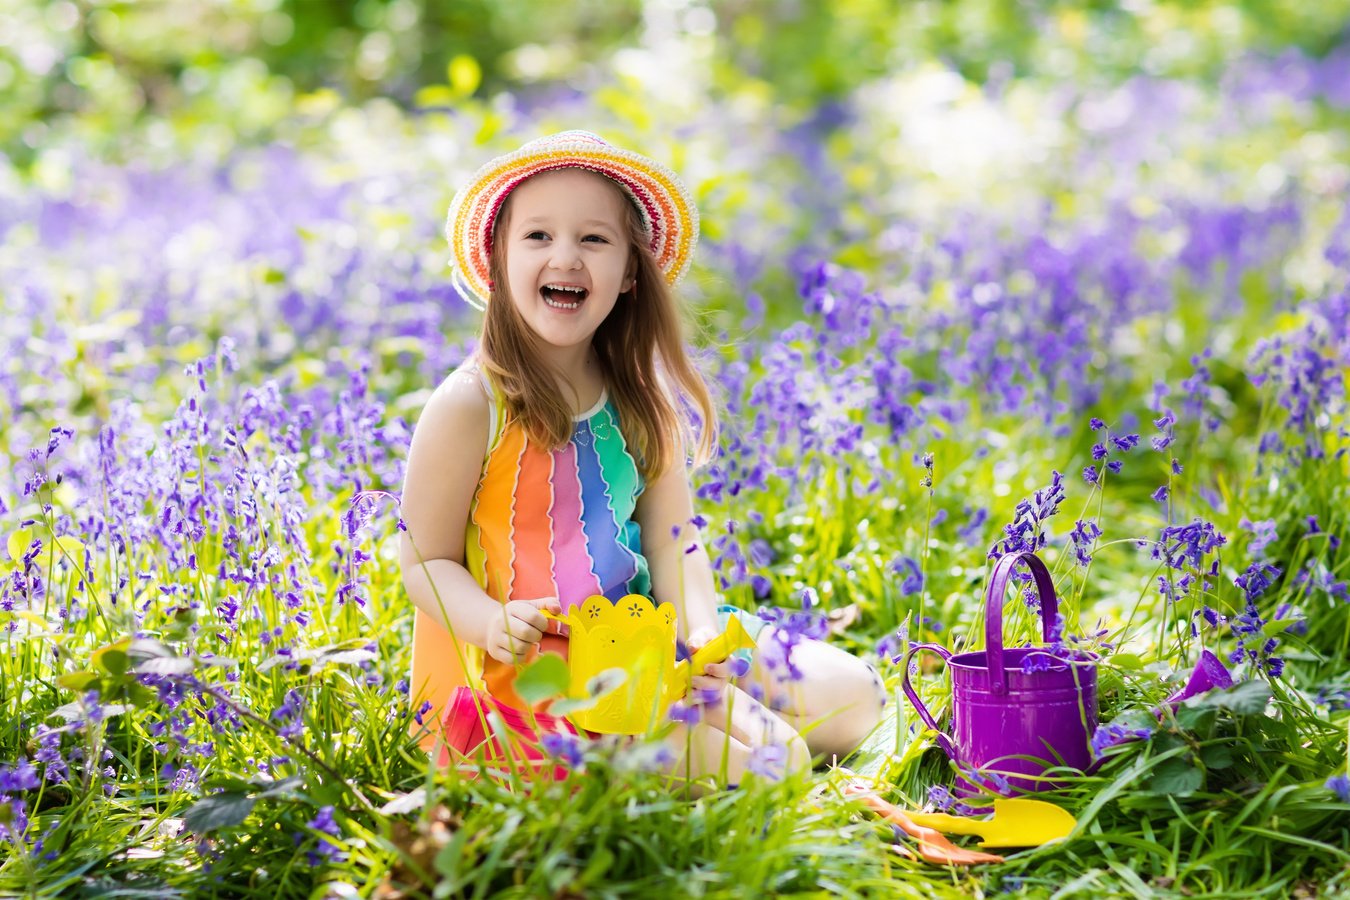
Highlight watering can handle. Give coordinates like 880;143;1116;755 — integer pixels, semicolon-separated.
985;551;1059;695
899;642;958;759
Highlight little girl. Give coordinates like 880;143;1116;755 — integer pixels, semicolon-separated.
401;131;884;784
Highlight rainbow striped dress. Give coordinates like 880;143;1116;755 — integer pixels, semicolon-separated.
462;362;651;709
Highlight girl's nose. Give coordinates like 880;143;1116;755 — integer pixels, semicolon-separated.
548;241;583;270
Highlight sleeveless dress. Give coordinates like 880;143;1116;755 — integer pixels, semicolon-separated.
409;360;652;765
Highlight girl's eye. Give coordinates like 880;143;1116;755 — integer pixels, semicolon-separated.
582;234;609;244
524;231;548;241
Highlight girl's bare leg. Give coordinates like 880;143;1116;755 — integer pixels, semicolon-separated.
737;631;887;763
660;685;810;786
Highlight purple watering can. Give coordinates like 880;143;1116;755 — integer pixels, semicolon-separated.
902;550;1097;795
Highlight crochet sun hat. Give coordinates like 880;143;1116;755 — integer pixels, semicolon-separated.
445;130;699;309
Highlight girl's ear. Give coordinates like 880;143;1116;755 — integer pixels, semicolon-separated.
624;254;637;292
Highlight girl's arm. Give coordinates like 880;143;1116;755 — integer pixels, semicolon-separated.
635;451;721;643
400;371;555;661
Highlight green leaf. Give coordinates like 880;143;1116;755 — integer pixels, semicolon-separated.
1146;758;1204;795
1153;732;1187;754
1184;680;1271;716
1109;652;1145;670
56;671;101;693
7;526;35;563
1201;744;1235;770
183;792;256;833
1261;618;1299;637
255;775;305;799
92;641;131;678
513;653;571;705
1175;703;1217;733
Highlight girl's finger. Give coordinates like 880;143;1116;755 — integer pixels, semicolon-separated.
690;674;727;692
508;618;545;643
700;660;733;679
686;627;718;653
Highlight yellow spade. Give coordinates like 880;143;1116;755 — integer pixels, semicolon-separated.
904;798;1078;848
542;594;757;734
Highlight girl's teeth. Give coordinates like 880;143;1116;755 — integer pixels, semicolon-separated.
542;285;586;309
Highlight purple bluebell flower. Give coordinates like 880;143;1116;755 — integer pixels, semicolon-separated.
1091;721;1153;756
747;743;787;780
540;732;585;770
303;805;345;864
889;556;923;596
1326;774;1350;803
990;471;1065;560
1240;518;1279;558
667;701;701;725
1069;519;1102;567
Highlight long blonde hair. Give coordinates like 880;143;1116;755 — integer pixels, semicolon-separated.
477;175;717;480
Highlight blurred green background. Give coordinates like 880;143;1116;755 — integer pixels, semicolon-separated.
5;0;1350;164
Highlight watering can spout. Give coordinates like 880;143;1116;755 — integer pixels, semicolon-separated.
666;614;757;704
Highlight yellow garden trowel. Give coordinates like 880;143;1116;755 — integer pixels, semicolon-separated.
905;799;1077;848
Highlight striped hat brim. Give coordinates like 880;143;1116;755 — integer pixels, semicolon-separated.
445;131;699;309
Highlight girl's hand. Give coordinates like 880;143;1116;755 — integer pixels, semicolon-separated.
485;597;565;664
686;626;737;707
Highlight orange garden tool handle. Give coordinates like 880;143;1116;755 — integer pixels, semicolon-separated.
844;782;1005;867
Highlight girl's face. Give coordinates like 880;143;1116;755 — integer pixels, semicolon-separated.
500;168;635;355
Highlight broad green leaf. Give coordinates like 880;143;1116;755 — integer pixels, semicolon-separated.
93;639;132;678
6;526;35;563
1184;680;1271;716
256;776;305;799
1175;703;1217;732
1201;744;1235;770
45;535;89;568
513;653;570;705
1146;758;1203;795
183;792;256;833
56;671;101;693
1109;652;1145;671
